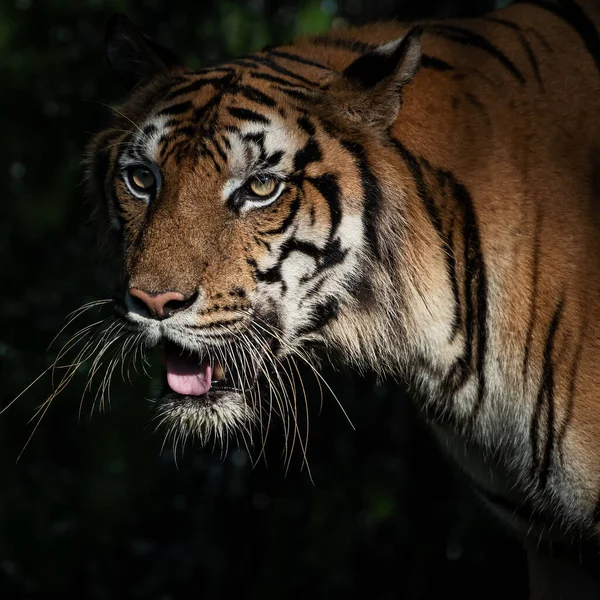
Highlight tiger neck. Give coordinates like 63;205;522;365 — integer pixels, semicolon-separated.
325;144;465;390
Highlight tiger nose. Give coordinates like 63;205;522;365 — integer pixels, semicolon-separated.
128;288;197;320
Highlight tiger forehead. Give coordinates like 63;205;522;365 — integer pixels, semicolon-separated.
132;71;311;170
145;66;316;133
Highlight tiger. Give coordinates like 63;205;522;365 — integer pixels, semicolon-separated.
84;1;600;597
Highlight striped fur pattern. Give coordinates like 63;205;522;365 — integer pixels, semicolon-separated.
87;0;600;561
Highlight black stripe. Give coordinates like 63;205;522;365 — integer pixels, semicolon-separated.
319;237;348;270
464;93;492;128
301;272;328;296
518;32;543;87
192;96;222;123
197;136;227;173
275;87;313;101
246;55;318;86
295;297;339;337
212;137;228;165
523;213;542;380
160;138;191;164
454;179;488;427
485;17;544;87
228;58;259;68
256;232;348;287
293;138;322;171
192;67;236;77
447;218;462;341
464;92;486;115
297;115;316;137
159;140;177;162
340;139;383;261
193;66;237;77
530;299;563;489
557;323;584;465
158;101;194;116
242;131;265;146
266;150;284;168
248;71;311;90
527;28;554;53
391;140;461;342
254;238;320;285
227;107;270;124
198;142;222;173
153;125;183;151
265;49;331;70
421;55;454;71
392;141;444;235
425;24;526;83
257;194;301;236
135;76;189;115
142;124;158;137
235;85;277;108
163;118;182;128
253;235;271;251
167;125;196;139
280;238;322;261
162;74;235;102
516;0;600;73
305;174;342;239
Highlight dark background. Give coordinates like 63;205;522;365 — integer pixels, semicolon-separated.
1;0;528;598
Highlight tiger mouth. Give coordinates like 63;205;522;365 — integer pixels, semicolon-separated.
161;341;250;404
156;336;277;444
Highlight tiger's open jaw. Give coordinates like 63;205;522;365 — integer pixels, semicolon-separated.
162;341;238;401
157;342;256;445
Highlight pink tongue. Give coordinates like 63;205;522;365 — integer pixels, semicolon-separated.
165;354;213;396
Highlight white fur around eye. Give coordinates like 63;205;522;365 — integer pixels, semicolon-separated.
240;181;285;212
122;165;158;202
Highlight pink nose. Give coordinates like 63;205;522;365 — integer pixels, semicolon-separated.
128;288;194;319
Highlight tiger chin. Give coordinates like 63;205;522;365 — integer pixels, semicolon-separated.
85;2;600;598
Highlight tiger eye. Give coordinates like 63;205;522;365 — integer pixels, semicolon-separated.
129;166;156;192
248;176;276;197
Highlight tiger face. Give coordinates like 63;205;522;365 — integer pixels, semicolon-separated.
88;15;421;443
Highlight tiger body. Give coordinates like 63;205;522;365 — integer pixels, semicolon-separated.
89;1;600;595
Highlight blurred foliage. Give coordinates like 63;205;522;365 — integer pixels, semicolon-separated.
0;0;525;598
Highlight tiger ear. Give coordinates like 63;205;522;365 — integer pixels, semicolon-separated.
105;14;184;89
326;27;422;128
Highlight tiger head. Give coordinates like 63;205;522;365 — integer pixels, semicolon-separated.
87;15;422;444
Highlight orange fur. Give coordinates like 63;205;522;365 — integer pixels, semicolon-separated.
87;3;600;595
